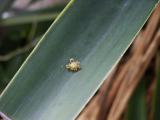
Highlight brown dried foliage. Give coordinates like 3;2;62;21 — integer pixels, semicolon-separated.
77;3;160;120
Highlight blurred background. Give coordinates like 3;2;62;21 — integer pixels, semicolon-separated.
0;0;69;92
0;0;160;120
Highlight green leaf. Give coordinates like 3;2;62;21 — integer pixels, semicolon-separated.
0;54;28;93
4;54;28;83
125;80;147;120
0;0;158;120
153;50;160;120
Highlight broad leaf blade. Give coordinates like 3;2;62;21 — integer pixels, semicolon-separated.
0;0;159;120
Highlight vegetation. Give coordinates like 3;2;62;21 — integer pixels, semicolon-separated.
0;0;159;120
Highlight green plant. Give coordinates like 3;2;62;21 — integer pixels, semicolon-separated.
0;0;159;120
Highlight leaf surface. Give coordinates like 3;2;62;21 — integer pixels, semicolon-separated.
0;0;158;120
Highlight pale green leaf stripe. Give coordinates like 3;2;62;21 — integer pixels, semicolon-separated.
0;0;159;120
0;12;59;26
0;4;66;26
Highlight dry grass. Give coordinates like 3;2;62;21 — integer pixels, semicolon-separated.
76;3;160;120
